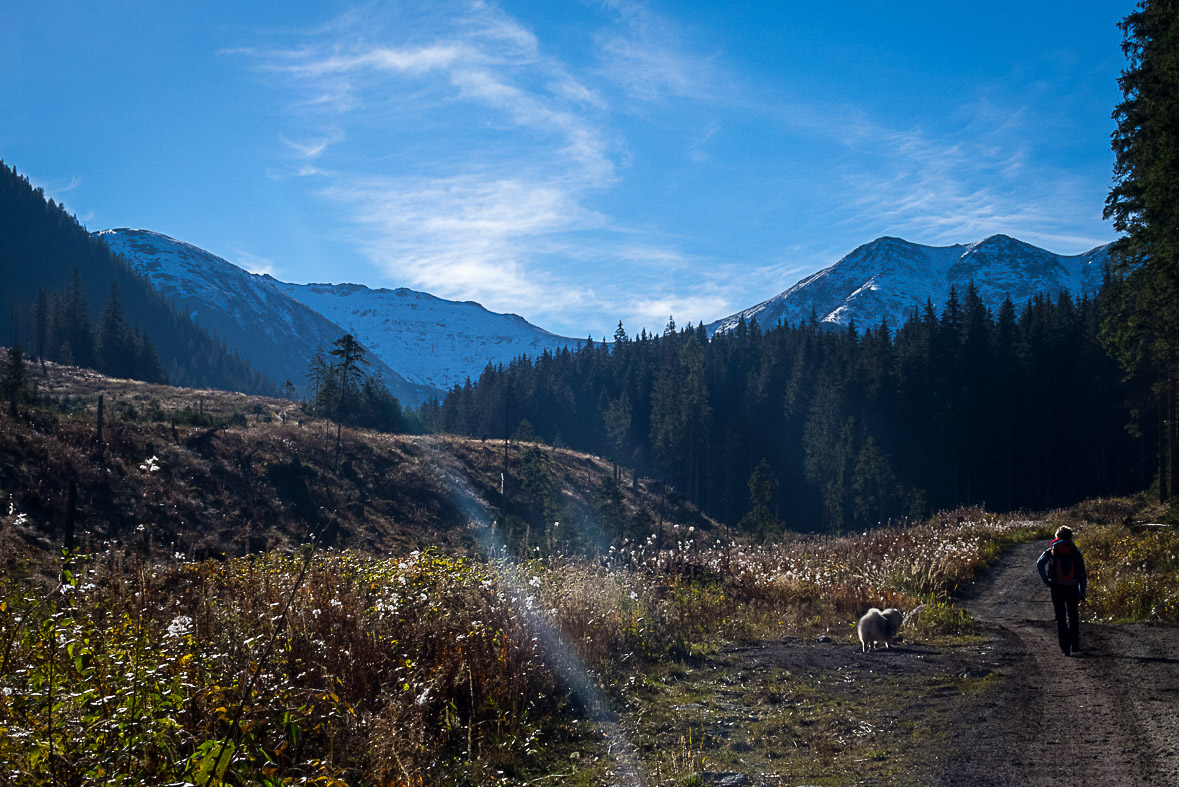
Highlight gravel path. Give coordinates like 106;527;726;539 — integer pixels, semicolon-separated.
949;539;1179;786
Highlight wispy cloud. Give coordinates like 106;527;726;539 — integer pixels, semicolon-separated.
321;174;606;311
230;0;722;334
592;0;719;103
831;104;1110;254
280;128;344;159
234;249;279;276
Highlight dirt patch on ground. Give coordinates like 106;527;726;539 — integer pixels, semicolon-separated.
611;630;995;785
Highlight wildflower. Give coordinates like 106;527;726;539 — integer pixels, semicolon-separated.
165;616;193;639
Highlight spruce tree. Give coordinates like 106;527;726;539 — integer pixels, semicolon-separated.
1103;0;1179;501
3;343;28;418
97;284;134;378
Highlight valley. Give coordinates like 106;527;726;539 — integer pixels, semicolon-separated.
1;358;1176;785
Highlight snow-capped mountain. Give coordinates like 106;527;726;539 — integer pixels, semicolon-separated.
96;229;580;404
710;235;1111;334
96;229;435;404
269;282;583;394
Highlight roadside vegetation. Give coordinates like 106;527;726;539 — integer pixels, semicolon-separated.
0;507;1058;785
4;360;1176;785
1048;497;1179;624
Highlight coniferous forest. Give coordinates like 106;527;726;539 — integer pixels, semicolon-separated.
0;161;272;394
422;286;1152;533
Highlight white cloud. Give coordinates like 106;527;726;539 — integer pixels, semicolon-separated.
626;294;733;330
832;112;1111;255
234;250;279;276
280;128;344;159
321;174;606;312
592;0;718;103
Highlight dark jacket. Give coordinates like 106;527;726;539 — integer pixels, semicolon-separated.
1037;538;1087;598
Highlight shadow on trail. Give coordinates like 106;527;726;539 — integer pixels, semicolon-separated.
1092;653;1179;666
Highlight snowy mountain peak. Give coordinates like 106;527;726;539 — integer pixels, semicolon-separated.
710;235;1111;335
97;228;581;403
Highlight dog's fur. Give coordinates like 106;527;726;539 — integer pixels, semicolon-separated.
857;607;903;652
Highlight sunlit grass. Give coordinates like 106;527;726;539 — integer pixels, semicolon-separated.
1074;523;1179;623
0;509;1057;785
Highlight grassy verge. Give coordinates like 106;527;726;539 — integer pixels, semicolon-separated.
609;651;997;786
0;511;1050;784
1047;496;1179;623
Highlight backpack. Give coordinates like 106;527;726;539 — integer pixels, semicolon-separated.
1049;540;1078;585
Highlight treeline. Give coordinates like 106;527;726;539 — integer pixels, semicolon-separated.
26;273;167;383
0;161;271;394
422;286;1152;533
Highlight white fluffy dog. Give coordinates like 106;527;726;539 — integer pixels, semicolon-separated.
857;607;903;652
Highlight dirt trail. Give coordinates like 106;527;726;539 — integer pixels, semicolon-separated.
951;539;1179;786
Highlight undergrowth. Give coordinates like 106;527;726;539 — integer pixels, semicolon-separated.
1044;496;1179;623
0;510;1049;784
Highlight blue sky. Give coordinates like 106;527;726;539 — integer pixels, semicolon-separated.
1;1;1131;338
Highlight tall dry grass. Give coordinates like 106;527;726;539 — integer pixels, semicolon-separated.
0;509;1049;785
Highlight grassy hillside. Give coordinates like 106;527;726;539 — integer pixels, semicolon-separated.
0;352;712;577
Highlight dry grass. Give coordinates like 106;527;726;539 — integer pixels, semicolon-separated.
0;507;1049;785
1046;496;1179;623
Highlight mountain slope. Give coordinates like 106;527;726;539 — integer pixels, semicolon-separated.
97;229;434;405
271;281;583;394
97;229;582;404
710;234;1111;334
0;163;269;394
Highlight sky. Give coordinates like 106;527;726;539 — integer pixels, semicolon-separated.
1;1;1133;339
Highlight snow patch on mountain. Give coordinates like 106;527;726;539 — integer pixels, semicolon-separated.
270;281;583;393
96;228;581;403
710;234;1111;335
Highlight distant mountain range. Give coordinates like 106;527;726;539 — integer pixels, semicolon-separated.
709;234;1111;335
96;227;1115;407
96;229;582;405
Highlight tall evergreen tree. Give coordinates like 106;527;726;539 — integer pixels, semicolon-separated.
2;343;28;418
1103;0;1179;500
97;284;135;378
61;270;96;369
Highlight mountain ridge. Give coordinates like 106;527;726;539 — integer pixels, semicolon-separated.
711;234;1111;335
96;228;583;404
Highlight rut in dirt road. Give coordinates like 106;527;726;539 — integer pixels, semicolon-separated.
948;538;1179;786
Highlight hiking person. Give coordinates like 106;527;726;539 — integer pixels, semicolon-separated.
1036;526;1088;656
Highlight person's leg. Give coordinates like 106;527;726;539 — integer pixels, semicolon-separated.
1066;588;1081;652
1051;587;1070;655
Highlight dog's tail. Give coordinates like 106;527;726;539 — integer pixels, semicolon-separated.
902;605;926;627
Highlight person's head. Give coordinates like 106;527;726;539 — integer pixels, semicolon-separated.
1055;526;1074;542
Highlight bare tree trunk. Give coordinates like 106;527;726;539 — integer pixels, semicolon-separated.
1169;368;1177;501
1160;386;1169;504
